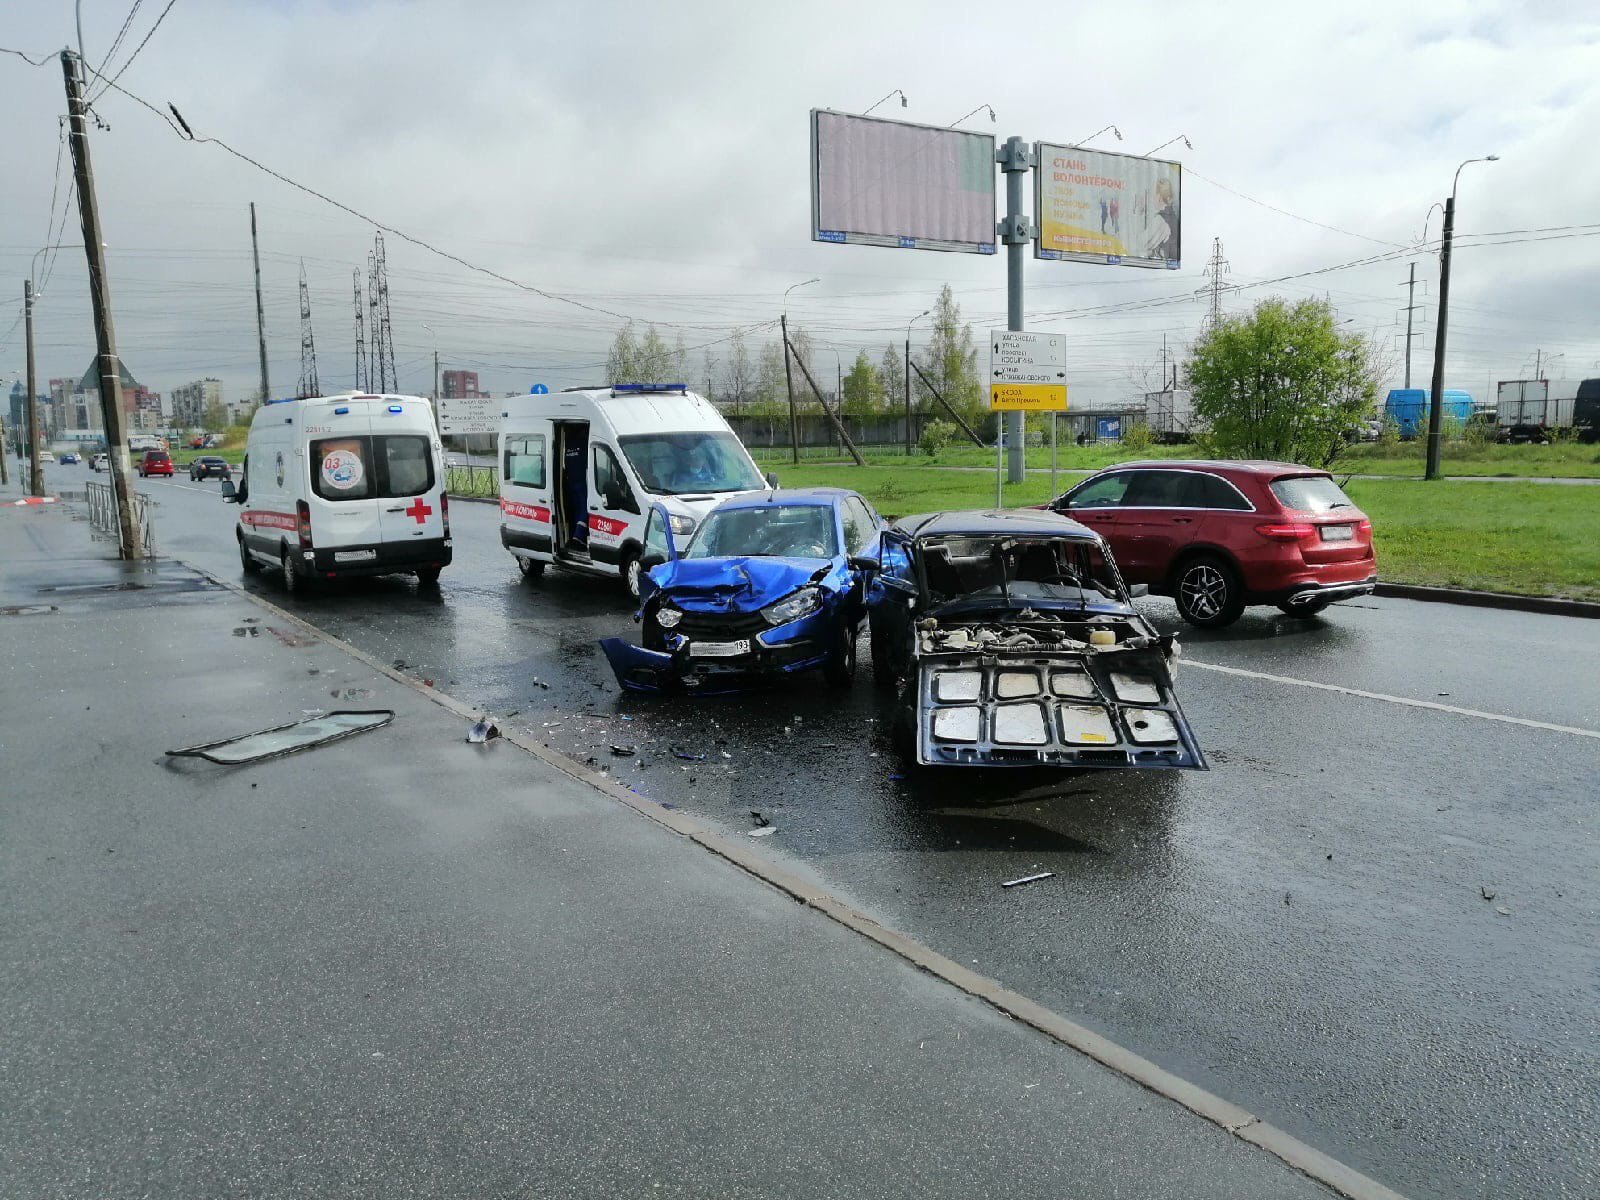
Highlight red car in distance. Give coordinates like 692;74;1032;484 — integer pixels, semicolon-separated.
138;449;175;478
1046;460;1376;628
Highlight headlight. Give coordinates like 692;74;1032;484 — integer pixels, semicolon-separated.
656;605;683;630
668;513;696;536
761;586;822;626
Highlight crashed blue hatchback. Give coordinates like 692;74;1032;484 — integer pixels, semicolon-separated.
600;488;885;692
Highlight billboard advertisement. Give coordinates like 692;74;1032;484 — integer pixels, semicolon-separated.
811;110;996;255
1034;144;1182;269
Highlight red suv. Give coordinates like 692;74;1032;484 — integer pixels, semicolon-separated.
1047;460;1376;628
138;449;174;478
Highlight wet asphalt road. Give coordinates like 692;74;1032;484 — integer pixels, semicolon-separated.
70;467;1600;1199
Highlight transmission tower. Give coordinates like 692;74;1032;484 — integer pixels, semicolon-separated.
297;261;320;399
1201;237;1232;330
367;251;381;392
372;233;397;392
353;269;367;391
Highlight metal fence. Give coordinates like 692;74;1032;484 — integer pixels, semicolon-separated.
444;464;499;498
85;480;155;557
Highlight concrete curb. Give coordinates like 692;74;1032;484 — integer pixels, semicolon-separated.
160;546;1411;1200
1374;581;1600;619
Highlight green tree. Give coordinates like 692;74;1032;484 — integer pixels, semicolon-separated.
748;339;790;417
636;326;674;382
917;284;981;424
202;396;229;432
878;343;905;410
701;347;720;405
1186;297;1378;467
725;330;753;414
841;350;886;417
605;322;640;384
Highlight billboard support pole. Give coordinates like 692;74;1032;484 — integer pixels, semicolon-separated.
997;135;1034;487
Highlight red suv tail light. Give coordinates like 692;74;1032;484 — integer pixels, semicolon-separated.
296;500;312;548
439;491;450;538
1255;522;1316;541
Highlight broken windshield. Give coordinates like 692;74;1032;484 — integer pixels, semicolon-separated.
684;504;839;560
917;536;1126;609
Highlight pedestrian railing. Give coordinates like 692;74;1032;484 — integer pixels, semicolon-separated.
445;463;499;499
85;480;156;557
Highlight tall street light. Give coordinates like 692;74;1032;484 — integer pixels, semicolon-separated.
905;309;931;456
1425;155;1499;480
782;278;818;464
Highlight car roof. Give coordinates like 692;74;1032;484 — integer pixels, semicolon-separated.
1096;459;1327;476
891;508;1099;541
708;487;857;514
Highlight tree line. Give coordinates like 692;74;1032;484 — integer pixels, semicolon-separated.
605;284;989;427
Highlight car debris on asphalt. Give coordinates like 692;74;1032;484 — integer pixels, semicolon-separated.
1001;871;1054;889
467;719;500;744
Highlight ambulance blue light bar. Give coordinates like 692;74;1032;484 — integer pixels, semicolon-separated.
612;383;688;394
334;406;350;414
388;404;404;413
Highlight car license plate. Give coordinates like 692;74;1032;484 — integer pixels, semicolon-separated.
1320;525;1354;542
688;639;750;658
334;549;377;562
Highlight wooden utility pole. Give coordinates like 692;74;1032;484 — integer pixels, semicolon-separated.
61;49;140;556
0;417;8;485
25;281;43;495
780;313;799;465
784;333;865;466
251;203;270;407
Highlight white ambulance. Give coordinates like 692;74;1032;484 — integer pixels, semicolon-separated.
498;384;771;597
225;392;451;593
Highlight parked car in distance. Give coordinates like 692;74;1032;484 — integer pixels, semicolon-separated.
59;451;81;464
867;509;1205;770
1044;460;1376;628
189;455;233;481
138;449;174;477
89;453;108;472
39;451;56;464
600;487;886;692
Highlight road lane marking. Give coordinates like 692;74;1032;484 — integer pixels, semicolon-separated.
1185;658;1600;741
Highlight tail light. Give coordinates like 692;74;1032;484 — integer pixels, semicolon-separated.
1255;522;1315;541
296;500;312;548
1356;519;1372;536
439;491;450;538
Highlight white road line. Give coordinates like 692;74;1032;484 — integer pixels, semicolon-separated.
1186;658;1600;741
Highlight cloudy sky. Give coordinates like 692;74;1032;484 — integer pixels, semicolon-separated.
3;0;1598;410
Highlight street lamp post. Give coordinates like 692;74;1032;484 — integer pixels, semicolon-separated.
782;278;818;464
1425;155;1498;481
905;309;930;456
22;244;84;496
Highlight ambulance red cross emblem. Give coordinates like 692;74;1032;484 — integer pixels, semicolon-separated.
404;497;433;525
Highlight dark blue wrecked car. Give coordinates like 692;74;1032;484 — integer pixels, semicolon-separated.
599;488;886;692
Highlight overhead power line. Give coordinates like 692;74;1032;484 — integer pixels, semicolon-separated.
1185;168;1408;249
80;62;771;346
89;0;180;103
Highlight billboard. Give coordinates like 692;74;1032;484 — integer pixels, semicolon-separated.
811;109;996;255
1034;144;1182;269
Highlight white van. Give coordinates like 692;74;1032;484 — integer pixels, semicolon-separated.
498;384;771;597
225;392;451;593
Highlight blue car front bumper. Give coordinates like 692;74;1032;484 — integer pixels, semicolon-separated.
599;609;838;694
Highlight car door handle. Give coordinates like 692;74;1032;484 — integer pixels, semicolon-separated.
384;505;408;513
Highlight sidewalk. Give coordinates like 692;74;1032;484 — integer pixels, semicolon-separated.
1;488;1348;1199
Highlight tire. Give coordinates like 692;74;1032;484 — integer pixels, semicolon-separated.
280;547;300;596
620;549;643;600
238;535;259;574
1277;599;1331;618
1173;554;1246;629
416;566;442;588
516;556;545;581
823;625;858;689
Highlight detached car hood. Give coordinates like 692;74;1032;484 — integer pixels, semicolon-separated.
652;556;831;610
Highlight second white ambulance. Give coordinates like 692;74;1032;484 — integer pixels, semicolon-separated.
498;384;771;597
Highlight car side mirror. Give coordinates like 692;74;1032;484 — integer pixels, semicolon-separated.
220;479;238;500
848;555;879;574
1128;583;1149;598
764;472;779;489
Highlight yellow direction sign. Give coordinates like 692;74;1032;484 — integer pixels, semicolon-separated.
990;382;1067;411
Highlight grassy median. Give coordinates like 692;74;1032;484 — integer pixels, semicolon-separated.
768;464;1600;602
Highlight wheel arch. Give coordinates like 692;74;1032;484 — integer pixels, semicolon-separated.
1168;541;1242;587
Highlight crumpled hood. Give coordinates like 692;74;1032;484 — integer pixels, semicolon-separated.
653;556;831;611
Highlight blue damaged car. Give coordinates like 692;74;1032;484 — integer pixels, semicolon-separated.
599;488;886;692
